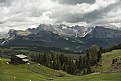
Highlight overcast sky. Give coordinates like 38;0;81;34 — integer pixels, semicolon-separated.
0;0;121;33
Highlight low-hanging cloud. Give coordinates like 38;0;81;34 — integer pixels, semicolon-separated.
0;0;121;33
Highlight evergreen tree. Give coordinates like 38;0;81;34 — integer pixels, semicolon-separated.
50;53;56;61
42;53;49;66
56;59;61;70
97;48;102;62
75;59;79;69
53;60;57;69
71;60;77;74
85;51;91;74
85;61;91;74
59;54;65;66
112;59;115;64
88;45;99;65
83;68;86;75
78;56;83;70
62;63;67;72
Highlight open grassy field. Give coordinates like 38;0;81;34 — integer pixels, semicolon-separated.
0;50;121;81
0;58;47;81
0;58;70;81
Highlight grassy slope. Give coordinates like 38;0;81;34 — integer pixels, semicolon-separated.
0;49;121;81
0;58;49;81
53;72;121;81
54;49;121;81
0;58;70;81
93;49;121;72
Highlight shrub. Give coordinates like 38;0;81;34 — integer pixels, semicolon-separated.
58;70;67;77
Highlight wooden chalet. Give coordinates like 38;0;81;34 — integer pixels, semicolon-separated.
10;54;29;64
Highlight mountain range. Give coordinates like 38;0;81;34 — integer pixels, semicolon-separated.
1;24;121;53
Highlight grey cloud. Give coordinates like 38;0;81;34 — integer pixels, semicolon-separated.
0;22;3;24
0;0;15;3
0;0;14;6
50;9;102;24
51;1;121;25
0;0;7;3
52;0;95;5
52;13;85;23
83;2;121;23
1;0;121;34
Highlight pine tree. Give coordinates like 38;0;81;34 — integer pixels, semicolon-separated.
59;54;65;66
88;45;99;65
42;53;49;66
62;63;67;72
50;53;56;61
83;68;86;75
71;60;77;74
97;48;102;62
112;59;115;64
56;59;61;70
85;52;91;74
75;59;79;69
53;60;57;69
78;56;83;70
86;61;91;74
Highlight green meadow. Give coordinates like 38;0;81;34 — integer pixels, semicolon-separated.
0;49;121;81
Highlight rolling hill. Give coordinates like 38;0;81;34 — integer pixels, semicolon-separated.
0;49;121;81
93;49;121;73
0;58;70;81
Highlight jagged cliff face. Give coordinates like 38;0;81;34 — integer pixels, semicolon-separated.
27;24;92;37
1;24;121;52
8;24;121;39
27;24;121;39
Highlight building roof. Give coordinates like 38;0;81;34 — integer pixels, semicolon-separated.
22;59;29;62
16;54;27;59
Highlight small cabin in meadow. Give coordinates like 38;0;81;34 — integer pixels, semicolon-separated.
10;54;29;64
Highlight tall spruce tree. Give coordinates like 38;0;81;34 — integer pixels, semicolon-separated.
62;63;68;72
78;56;83;70
88;45;99;65
56;59;61;70
59;54;65;66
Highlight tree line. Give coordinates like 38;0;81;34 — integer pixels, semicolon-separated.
30;45;102;75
